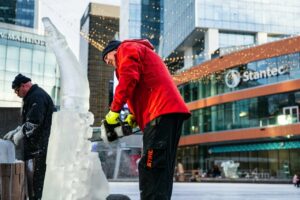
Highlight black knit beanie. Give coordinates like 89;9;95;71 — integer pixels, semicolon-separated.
102;40;121;61
12;74;31;89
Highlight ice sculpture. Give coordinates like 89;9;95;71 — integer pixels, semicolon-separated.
221;160;240;179
41;17;109;200
0;139;15;163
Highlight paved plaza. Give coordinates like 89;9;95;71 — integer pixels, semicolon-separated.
109;182;300;200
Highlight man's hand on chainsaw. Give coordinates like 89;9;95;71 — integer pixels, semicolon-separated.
100;110;135;143
100;110;121;143
105;110;120;125
124;114;137;128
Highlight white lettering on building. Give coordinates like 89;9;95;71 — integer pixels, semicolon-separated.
225;65;289;88
242;66;288;82
0;32;46;46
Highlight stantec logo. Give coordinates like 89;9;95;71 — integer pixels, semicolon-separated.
224;65;289;88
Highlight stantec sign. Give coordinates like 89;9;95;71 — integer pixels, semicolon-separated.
225;65;289;88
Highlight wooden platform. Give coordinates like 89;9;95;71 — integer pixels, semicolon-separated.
0;162;25;200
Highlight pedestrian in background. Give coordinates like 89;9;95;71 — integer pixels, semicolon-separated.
3;74;55;200
293;173;300;188
102;39;190;200
176;160;185;182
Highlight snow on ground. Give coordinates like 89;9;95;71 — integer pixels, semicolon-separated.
109;182;300;200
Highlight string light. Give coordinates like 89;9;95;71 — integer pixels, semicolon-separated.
172;36;300;85
39;0;300;79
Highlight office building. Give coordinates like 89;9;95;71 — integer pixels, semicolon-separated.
141;0;162;50
0;0;39;28
161;0;300;72
174;36;300;179
120;0;162;51
80;3;119;126
120;0;141;40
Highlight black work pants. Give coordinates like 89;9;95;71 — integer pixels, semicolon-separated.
138;114;186;200
26;155;47;200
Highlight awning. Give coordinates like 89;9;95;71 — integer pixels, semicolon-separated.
210;141;300;153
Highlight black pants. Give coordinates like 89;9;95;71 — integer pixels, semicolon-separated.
138;114;186;200
26;155;47;200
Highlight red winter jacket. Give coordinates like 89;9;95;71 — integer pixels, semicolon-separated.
111;39;190;130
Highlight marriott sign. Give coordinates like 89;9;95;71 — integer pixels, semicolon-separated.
0;32;46;46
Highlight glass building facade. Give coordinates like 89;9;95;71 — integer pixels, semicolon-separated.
0;0;36;28
120;0;162;51
128;0;141;38
182;90;300;135
120;0;141;40
219;32;255;48
141;0;162;50
176;38;300;180
162;0;195;58
161;0;300;70
0;23;59;107
197;0;300;34
179;52;300;102
177;144;300;179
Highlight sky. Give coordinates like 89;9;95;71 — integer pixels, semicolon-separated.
39;0;120;58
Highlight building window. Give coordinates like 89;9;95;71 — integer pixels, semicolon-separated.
219;32;255;48
184;90;300;135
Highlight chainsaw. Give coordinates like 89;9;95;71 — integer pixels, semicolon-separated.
99;120;134;143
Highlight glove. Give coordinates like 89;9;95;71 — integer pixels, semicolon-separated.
3;126;24;146
105;110;120;125
124;114;137;128
3;126;22;140
12;128;24;146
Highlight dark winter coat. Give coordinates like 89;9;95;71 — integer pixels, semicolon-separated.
22;84;55;160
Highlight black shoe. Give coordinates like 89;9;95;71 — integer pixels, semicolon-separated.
106;194;131;200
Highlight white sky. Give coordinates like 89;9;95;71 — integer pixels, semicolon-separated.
38;0;120;58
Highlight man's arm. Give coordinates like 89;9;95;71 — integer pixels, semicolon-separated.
3;94;47;145
110;44;141;112
22;95;47;138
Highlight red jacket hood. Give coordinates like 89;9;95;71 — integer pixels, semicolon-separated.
122;39;154;50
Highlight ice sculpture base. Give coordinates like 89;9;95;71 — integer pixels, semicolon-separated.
42;111;109;200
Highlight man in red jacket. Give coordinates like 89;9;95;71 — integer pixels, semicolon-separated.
102;39;190;200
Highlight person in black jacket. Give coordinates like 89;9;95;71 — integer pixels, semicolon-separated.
3;74;55;200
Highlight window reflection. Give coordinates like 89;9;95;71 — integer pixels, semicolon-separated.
184;90;300;135
219;32;255;48
20;48;32;73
